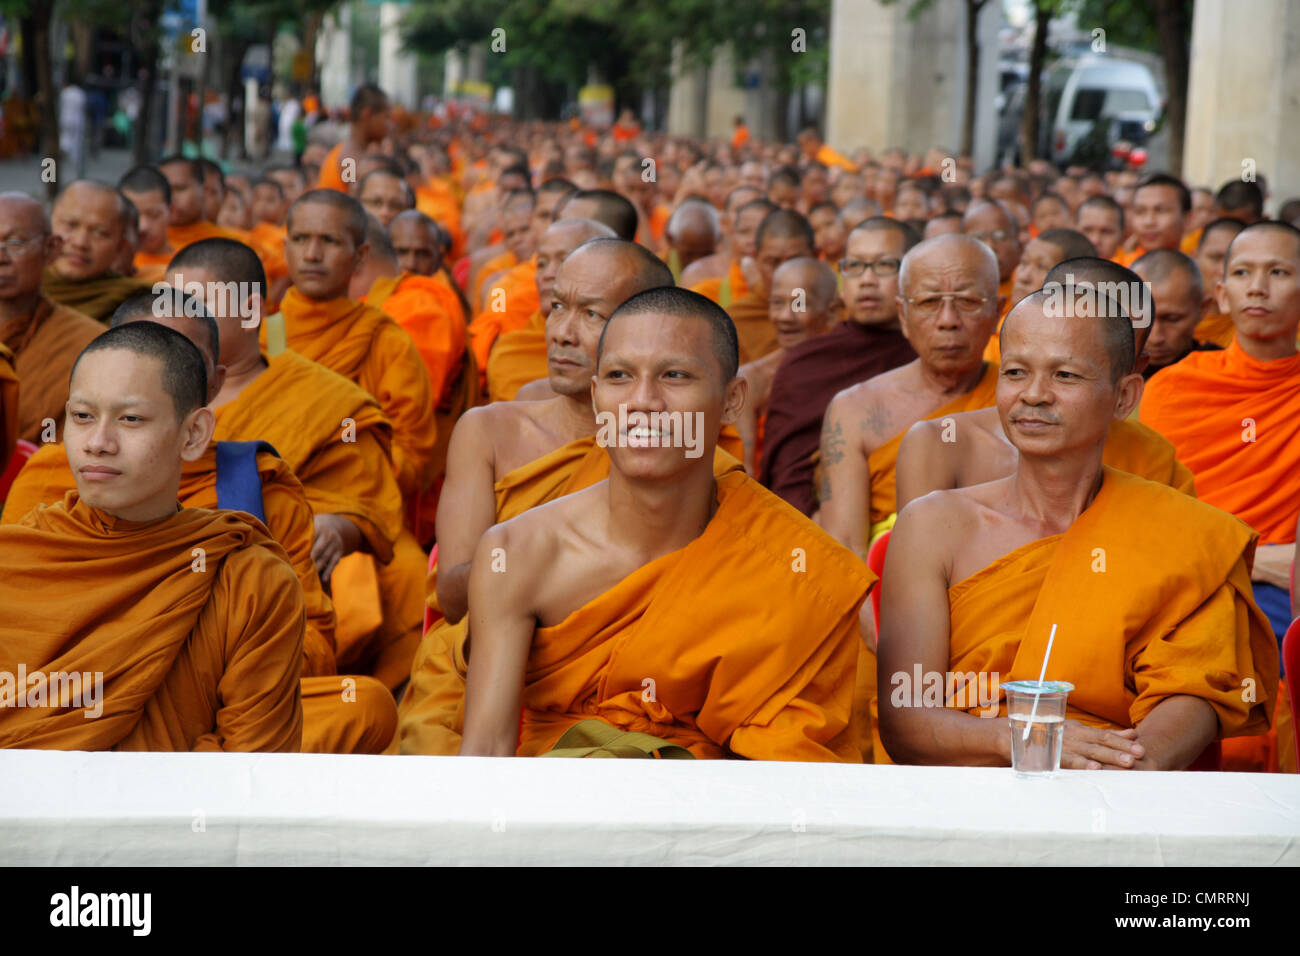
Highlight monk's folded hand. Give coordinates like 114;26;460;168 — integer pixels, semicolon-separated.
1060;721;1145;770
1249;543;1294;589
312;513;364;582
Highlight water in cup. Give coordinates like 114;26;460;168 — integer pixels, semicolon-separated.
1009;713;1064;774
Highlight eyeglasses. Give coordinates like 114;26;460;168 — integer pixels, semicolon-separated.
838;256;900;277
0;234;47;257
905;293;994;318
968;229;1015;244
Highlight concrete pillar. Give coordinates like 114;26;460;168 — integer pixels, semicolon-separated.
379;3;418;109
705;45;748;140
1184;0;1299;207
444;48;463;96
316;4;352;111
826;0;1000;165
667;41;707;139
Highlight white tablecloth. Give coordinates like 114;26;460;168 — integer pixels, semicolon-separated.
1;751;1296;865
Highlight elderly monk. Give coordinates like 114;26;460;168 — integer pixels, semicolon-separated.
725;208;817;365
1114;172;1191;267
168;238;413;692
878;288;1277;769
485;217;617;403
459;286;870;760
44;181;150;320
1132;250;1222;380
1192;218;1245;347
984;228;1097;362
689;197;772;310
1074;195;1125;261
1;292;396;753
663;200;720;281
317;84;391;193
681;187;764;296
962;199;1021;309
1141;222;1300;645
270;189;437;503
735;257;837;475
120;165;175;283
0;194;105;444
821;234;1004;562
0;322;306;751
389;209;468;317
761;218;921;516
399;240;701;754
923;212;963;239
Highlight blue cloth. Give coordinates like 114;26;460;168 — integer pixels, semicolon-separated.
214;441;279;524
1253;582;1293;676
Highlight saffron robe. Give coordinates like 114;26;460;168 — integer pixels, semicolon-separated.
485;309;547;403
0;295;105;443
364;271;467;407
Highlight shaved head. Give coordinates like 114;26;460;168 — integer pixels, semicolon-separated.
899;232;997;297
1132;248;1203;303
110;288;220;400
1003;287;1134;385
774;256;838;311
1045;256;1151;355
388;209;443;276
75;319;208;421
536;217;617;314
602;286;739;384
286;189;368;246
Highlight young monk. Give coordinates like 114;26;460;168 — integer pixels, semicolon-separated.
0;322;306;751
119;165;175;282
1074;195;1124;261
819;234;1004;562
1114;172;1191;266
158;156;243;257
1191;217;1245;347
724;208;817;364
983;228;1097;362
398;239;698;754
735;257;837;475
878;288;1277;769
484;217;616;404
459;286;872;760
0;193;106;444
44;181;151;320
896;257;1197;510
761;217;920;516
682;187;765;300
317;84;392;193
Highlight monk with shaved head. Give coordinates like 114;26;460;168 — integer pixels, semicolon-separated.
664;200;720;280
45;180;150;319
357;168;414;228
0;192;105;444
119;165;175;283
735;257;837;475
984;227;1097;363
724;208;817;364
962;199;1021;305
0;321;307;751
1191;217;1245;347
1132;249;1220;380
685;192;770;308
459;286;871;760
879;286;1277;769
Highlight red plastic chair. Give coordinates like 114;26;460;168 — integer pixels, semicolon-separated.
422;544;440;635
865;529;891;646
1284;617;1300;766
0;439;37;502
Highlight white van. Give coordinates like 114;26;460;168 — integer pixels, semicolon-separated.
1042;55;1161;165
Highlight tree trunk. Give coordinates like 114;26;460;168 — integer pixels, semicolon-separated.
130;4;164;168
961;0;986;157
1152;0;1189;176
31;7;58;199
304;12;323;91
1020;0;1051;164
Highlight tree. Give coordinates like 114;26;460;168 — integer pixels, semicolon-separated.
1020;0;1056;164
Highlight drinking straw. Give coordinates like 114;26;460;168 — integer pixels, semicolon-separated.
1022;623;1059;741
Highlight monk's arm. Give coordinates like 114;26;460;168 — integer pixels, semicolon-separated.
373;329;439;499
1250;543;1294;590
817;391;871;561
1131;696;1218;771
435;409;499;623
894;421;948;511
460;525;536;756
877;500;1008;766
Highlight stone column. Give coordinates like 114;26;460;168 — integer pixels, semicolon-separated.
379;3;419;109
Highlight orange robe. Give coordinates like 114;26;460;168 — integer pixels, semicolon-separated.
1140;341;1300;544
271;286;438;502
486;309;547;403
316;142;348;193
0;344;16;471
472;249;517;312
1194;310;1236;349
468;258;538;380
725;290;779;366
867;363;998;530
416;180;466;261
816;144;857;172
941;468;1276;748
981;277;1017;363
167;220;246;257
518;469;871;760
364;272;467;405
0;295;105;444
397;440;747;755
0;493;305;751
690;260;749;310
133;247;174;277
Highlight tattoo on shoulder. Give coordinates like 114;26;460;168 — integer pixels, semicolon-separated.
820;417;846;467
860;399;897;442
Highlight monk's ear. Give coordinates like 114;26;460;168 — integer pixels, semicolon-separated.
179;406;216;462
720;373;747;426
1113;371;1144;422
43;232;63;263
1214;279;1230;319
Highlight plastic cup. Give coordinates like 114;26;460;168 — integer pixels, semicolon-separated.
1003;679;1074;777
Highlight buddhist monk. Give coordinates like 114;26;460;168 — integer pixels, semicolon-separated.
44;181;150;320
251;177;291;230
895;257;1196;512
158;156;243;257
809;200;847;262
983;228;1097;363
923;212;962;239
554;188;639;243
357;168;414;228
680;186;763;284
962;200;1021;307
459;285;869;759
686;196;771;308
1132;250;1221;380
1115;172;1190;266
0;193;106;444
485;217;616;403
725;208;817;365
767;166;801;210
119;165;175;283
399;239;688;755
317;84;391;193
761;218;920;516
1074;194;1124;261
1141;222;1300;646
663;200;720;281
1192;218;1245;347
1029;192;1071;235
0;321;306;751
1214;179;1265;225
735;257;837;475
266;165;308;207
878;288;1277;769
